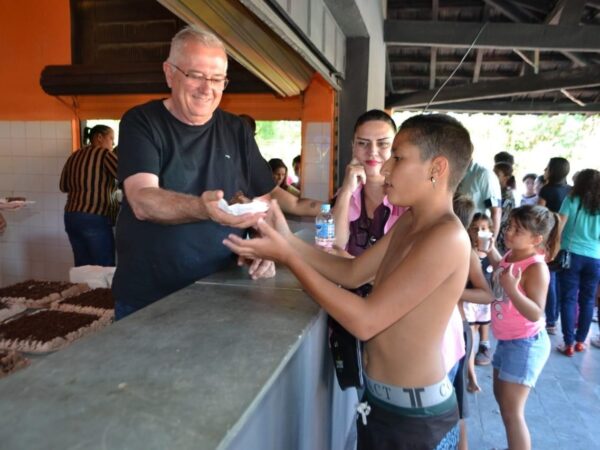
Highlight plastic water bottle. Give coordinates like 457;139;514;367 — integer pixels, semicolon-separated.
315;203;335;249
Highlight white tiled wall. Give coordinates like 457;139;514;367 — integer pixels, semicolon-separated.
303;122;331;202
0;121;73;286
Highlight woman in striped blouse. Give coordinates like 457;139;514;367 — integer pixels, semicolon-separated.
60;125;118;266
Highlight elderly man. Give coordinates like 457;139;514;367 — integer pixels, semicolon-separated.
113;26;283;319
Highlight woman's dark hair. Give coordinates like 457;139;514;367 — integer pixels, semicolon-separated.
268;158;288;187
494;162;516;190
353;109;397;134
509;205;561;259
570;169;600;214
452;194;475;228
545;157;570;185
83;125;112;145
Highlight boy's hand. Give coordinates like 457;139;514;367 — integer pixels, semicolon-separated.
224;218;292;265
264;200;292;238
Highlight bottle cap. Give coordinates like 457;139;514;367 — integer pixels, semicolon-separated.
320;204;330;213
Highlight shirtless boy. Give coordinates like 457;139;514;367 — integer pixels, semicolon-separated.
224;114;473;449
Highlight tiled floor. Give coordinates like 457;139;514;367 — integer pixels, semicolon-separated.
465;329;600;450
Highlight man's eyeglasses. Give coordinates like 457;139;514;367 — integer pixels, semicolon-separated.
168;62;229;91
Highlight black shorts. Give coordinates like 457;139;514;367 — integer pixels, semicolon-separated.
357;392;460;450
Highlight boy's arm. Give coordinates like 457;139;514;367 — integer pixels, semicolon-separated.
499;262;548;322
288;226;392;288
461;250;493;304
225;216;469;340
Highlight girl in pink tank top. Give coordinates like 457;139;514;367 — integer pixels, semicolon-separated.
484;205;561;450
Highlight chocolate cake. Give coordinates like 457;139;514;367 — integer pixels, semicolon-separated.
0;279;88;308
0;309;112;353
0;350;29;378
52;288;114;318
0;299;26;323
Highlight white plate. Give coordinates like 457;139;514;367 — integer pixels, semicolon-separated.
0;198;36;208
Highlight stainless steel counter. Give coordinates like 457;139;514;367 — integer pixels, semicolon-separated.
0;263;356;450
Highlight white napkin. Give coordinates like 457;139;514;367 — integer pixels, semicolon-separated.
217;198;269;215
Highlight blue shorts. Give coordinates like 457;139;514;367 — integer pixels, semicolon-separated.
492;330;550;387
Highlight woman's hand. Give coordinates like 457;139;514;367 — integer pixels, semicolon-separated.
340;158;366;194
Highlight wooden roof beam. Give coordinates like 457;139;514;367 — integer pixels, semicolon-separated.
384;21;600;52
403;100;600;113
385;65;600;108
483;0;538;22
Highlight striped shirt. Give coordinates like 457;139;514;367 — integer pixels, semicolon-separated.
59;145;118;222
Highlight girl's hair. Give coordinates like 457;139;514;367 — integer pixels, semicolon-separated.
569;168;600;214
509;205;561;259
83;125;111;145
398;114;473;191
353;109;397;134
545;157;570;185
471;212;492;227
268;158;288;187
452;193;475;228
494;162;516;190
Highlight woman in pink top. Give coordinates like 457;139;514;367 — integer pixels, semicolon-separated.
485;205;561;450
331;110;407;258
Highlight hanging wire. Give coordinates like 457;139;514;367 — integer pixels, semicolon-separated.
424;22;489;112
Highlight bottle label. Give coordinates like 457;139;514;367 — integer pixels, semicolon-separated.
316;223;335;239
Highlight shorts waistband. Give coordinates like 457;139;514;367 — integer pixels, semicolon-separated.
365;374;455;410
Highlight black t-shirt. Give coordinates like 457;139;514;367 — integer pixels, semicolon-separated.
113;101;275;311
539;183;571;212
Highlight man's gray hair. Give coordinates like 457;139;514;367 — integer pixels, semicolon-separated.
168;25;226;62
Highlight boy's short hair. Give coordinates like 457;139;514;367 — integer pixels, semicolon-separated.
494;151;515;166
522;173;537;182
546;157;570;184
452;193;475;228
399;114;473;191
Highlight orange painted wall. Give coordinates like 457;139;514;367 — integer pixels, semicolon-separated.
0;1;73;120
0;0;303;123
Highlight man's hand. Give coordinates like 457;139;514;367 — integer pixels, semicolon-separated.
202;190;266;229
